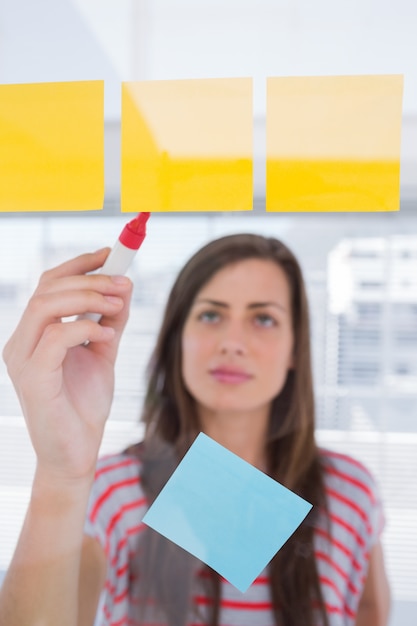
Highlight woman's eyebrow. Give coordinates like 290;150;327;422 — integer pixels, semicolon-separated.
194;298;288;313
248;301;288;313
194;298;228;308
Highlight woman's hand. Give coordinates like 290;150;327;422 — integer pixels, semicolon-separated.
2;248;133;484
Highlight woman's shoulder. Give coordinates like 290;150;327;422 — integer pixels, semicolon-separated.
85;446;148;566
95;446;143;479
318;447;379;506
86;446;147;537
318;447;385;547
90;446;146;512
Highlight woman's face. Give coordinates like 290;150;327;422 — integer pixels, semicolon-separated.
181;258;295;421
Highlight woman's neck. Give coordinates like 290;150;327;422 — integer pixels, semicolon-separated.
198;407;269;471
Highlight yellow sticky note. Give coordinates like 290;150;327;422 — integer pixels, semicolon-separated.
0;81;104;212
121;78;253;212
266;75;403;212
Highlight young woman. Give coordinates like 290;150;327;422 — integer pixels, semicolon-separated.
0;234;390;626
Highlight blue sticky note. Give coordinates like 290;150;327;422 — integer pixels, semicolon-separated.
142;433;312;592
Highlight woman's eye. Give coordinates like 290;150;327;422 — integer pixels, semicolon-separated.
198;310;220;323
254;313;276;327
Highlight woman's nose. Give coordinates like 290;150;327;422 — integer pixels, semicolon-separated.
218;323;247;355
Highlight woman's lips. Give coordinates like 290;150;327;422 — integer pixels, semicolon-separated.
209;368;253;384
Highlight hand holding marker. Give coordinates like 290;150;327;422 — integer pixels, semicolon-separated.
80;212;150;323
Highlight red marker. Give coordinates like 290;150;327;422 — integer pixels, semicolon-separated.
100;211;150;275
81;212;150;323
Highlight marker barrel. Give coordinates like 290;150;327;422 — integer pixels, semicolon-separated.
78;239;138;323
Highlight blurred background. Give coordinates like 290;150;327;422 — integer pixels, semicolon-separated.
0;2;416;624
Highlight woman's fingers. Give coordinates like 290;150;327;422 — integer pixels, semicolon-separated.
4;278;131;375
3;251;133;379
28;319;115;376
28;288;124;321
86;280;133;364
35;272;130;298
38;248;111;282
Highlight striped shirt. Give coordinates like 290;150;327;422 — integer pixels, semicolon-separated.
84;447;384;626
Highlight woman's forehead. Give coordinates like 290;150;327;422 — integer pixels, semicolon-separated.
194;258;291;304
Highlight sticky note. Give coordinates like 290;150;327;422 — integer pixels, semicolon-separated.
142;433;312;592
266;75;403;212
0;81;104;212
121;78;253;212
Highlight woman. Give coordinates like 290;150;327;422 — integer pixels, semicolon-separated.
0;234;390;626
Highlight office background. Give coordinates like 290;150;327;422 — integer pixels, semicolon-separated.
0;2;416;624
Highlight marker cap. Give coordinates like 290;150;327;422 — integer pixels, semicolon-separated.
119;212;150;250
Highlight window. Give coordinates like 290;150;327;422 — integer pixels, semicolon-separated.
1;210;417;618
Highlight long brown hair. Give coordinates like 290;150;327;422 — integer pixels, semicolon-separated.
132;234;329;626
